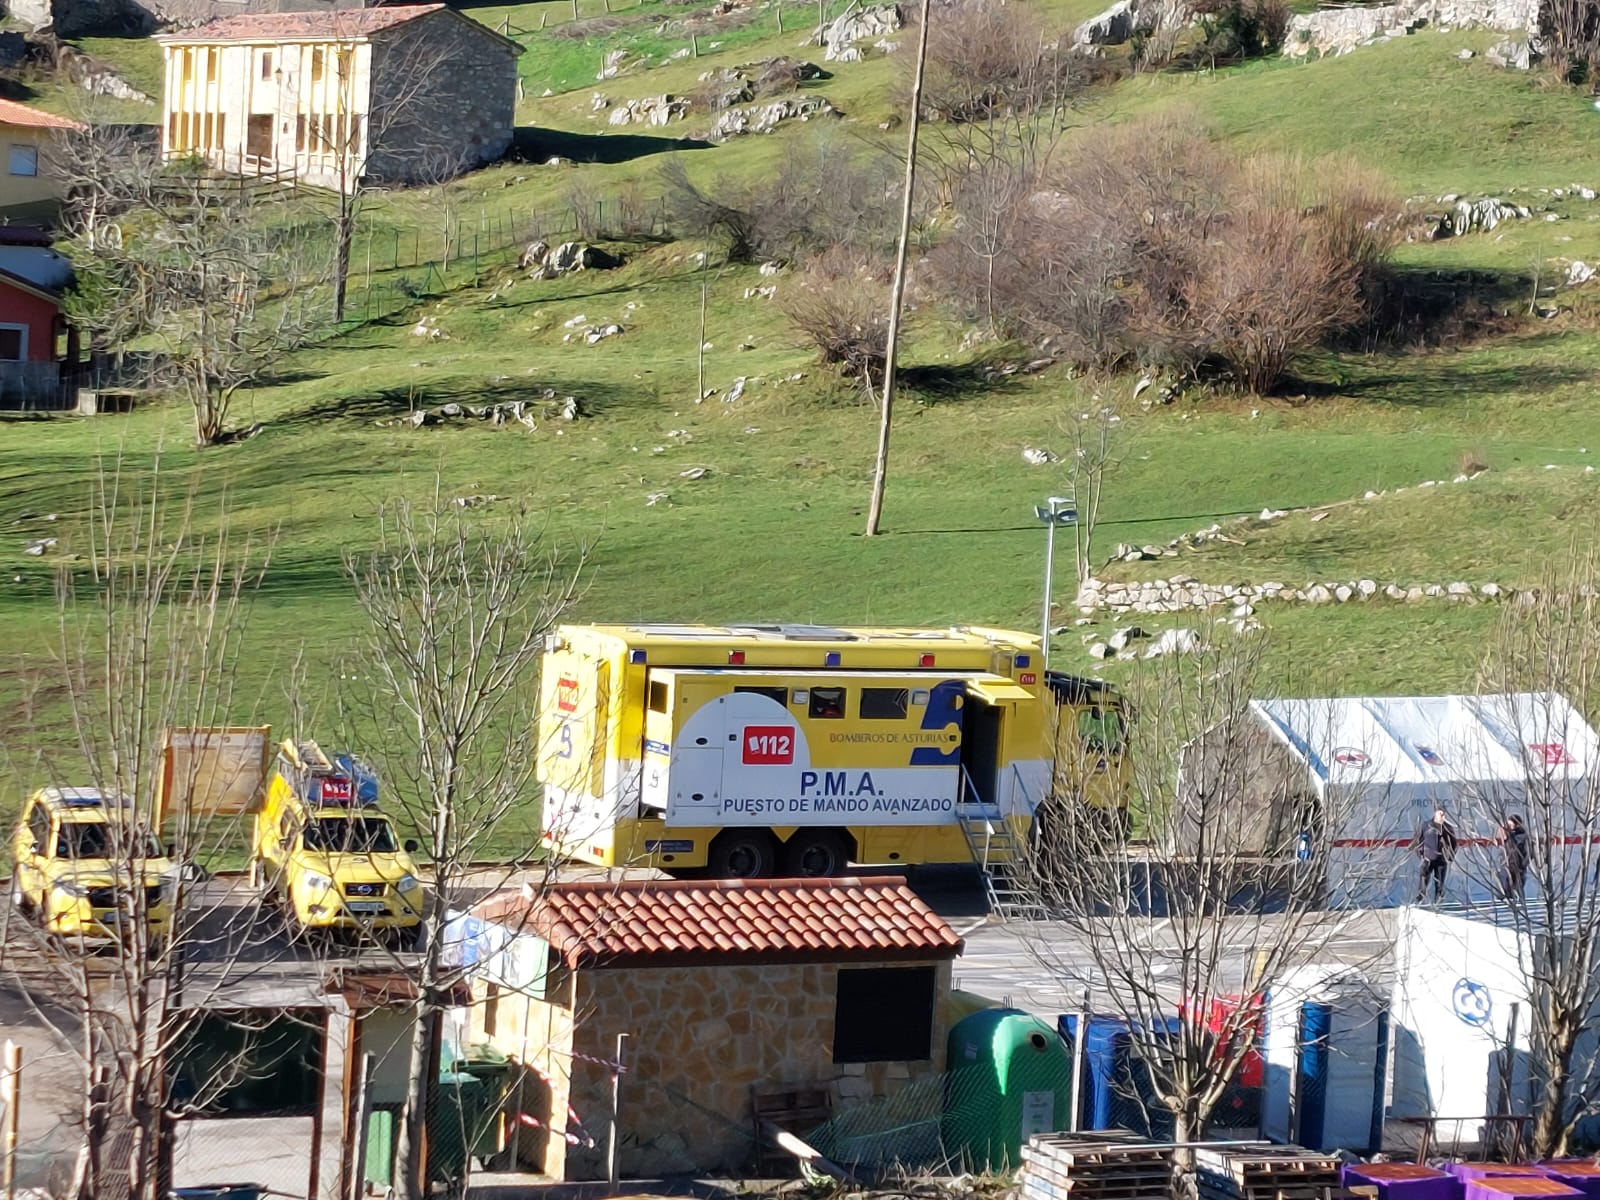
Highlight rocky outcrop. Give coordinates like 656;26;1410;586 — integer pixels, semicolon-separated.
818;4;902;61
698;57;829;108
8;0;154;36
1433;196;1532;237
1284;0;1538;57
519;241;622;279
1073;0;1160;46
710;96;839;139
607;94;691;127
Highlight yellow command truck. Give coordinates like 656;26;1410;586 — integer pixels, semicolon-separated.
536;623;1128;878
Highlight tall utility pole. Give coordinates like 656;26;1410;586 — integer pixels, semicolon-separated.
864;0;933;537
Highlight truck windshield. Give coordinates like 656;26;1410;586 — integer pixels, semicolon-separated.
304;817;397;854
56;822;164;859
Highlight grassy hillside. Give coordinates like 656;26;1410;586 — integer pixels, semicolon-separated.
3;9;1599;818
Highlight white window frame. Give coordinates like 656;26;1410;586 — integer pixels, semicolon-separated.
7;145;38;178
0;323;29;361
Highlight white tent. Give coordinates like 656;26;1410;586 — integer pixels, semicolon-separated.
1242;693;1600;906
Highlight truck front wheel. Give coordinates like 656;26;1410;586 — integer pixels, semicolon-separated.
706;830;778;879
782;831;852;878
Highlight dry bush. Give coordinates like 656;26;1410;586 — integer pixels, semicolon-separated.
924;111;1398;391
564;173;607;241
779;246;893;386
1541;0;1600;85
916;0;1082;122
659;139;896;263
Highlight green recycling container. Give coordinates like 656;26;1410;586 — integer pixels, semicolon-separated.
429;1071;489;1185
943;1008;1074;1171
448;1043;515;1160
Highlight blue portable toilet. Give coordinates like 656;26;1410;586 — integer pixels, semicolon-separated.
1262;966;1388;1153
1059;1015;1176;1137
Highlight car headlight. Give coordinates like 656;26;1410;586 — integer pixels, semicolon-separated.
51;880;89;898
398;874;421;892
300;872;334;893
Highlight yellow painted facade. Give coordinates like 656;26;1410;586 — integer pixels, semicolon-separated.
161;36;373;189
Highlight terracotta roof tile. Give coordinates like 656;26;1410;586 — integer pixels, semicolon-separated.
159;4;446;42
478;876;964;969
0;99;85;132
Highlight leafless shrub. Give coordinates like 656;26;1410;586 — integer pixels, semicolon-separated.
779;246;893;386
549;14;639;38
610;180;658;238
1191;0;1289;60
564;173;607;241
1541;0;1600;85
924;112;1398;392
915;0;1082;122
659;139;896;262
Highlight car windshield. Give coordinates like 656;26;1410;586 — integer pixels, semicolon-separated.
304;817;397;854
55;822;163;860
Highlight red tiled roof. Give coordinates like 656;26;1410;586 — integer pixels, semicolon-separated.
477;876;965;969
0;99;85;133
159;4;445;42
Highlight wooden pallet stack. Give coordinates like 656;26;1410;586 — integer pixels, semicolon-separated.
1018;1133;1175;1200
1194;1145;1344;1200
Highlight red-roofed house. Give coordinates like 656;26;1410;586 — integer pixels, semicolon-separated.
0;99;85;222
443;876;965;1179
155;5;521;192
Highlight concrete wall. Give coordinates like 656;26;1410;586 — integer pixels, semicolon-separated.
0;125;72;216
474;958;952;1181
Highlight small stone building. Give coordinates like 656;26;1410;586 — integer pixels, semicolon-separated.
156;4;521;192
450;876;964;1179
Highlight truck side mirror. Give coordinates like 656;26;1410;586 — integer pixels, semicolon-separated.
403;839;420;854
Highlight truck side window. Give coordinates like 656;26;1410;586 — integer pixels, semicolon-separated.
648;680;669;713
1077;707;1126;755
810;687;846;719
27;805;49;853
861;688;909;720
735;685;789;707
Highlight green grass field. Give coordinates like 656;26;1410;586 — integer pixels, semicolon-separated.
3;12;1598;832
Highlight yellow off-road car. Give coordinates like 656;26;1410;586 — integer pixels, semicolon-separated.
9;786;174;945
250;739;424;946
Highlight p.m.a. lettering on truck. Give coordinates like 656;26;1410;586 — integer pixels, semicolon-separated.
536;623;1131;879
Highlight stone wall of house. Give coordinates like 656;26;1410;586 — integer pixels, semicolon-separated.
555;959;955;1180
364;10;519;185
467;970;579;1178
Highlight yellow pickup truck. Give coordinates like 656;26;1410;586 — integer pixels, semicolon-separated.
9;786;174;947
250;739;425;947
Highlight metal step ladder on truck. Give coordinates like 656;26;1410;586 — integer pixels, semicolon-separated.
250;738;426;947
535;623;1130;906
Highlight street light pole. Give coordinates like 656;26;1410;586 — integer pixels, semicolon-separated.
1035;496;1077;672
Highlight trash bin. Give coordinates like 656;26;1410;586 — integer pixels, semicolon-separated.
430;1071;490;1185
446;1043;515;1163
171;1187;265;1200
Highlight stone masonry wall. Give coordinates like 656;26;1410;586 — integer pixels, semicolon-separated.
553;959;954;1180
365;10;519;185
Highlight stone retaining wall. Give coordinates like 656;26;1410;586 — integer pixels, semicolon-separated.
1077;574;1526;615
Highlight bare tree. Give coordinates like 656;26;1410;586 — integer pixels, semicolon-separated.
1022;635;1381;1174
341;487;588;1200
1541;0;1600;85
0;456;277;1200
1449;555;1600;1158
1062;402;1119;586
59;152;326;446
779;245;894;386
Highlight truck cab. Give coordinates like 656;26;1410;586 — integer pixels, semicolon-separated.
9;786;174;947
251;739;425;946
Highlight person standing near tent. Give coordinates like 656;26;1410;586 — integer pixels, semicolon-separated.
1497;814;1529;900
1412;806;1458;903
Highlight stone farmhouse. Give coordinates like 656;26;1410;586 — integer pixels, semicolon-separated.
155;4;521;192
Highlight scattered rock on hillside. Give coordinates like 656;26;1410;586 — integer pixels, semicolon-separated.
710;96;838;139
585;323;624;343
597;49;630;79
1073;0;1159;46
1022;446;1060;466
1143;628;1200;658
1487;36;1537;67
608;93;690;126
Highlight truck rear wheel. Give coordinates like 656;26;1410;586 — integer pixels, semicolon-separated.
706;830;778;879
781;831;852;878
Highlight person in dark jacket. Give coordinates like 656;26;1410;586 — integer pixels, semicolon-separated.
1412;806;1458;903
1498;814;1529;900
